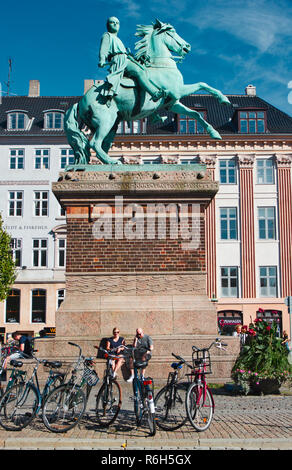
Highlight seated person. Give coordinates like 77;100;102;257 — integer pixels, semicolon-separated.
127;328;153;383
106;327;125;378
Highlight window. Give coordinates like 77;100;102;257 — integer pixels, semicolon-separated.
31;289;46;323
5;290;20;324
220;267;239;297
239;111;265;133
34;191;48;216
7;112;27;130
57;289;65;309
10;238;22;267
10;149;24;169
58;239;66;267
33;239;48;267
8;191;23;217
220;208;238;240
35;149;50;169
45;112;63;129
117;120;142;134
60;149;75;168
259;266;277;297
257;159;274;184
179;111;205;134
142;157;160;165
180;159;198;165
217;310;243;336
258;207;276;240
219;159;237;184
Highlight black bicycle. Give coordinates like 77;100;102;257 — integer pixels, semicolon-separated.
94;346;123;427
155;354;193;431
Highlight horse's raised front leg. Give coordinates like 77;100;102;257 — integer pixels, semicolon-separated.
170;101;222;140
179;82;231;105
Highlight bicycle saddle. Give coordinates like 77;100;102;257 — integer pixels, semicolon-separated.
43;361;62;369
10;360;23;368
134;360;148;368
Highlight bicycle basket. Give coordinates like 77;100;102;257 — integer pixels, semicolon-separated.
83;367;99;387
192;348;212;374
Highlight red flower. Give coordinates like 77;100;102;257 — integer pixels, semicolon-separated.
258;308;265;313
266;326;271;331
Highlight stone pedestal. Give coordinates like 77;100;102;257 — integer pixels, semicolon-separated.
47;164;231;378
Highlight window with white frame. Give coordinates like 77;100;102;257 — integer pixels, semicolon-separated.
220;267;239;297
258;207;276;240
219;159;237;184
60;148;75;168
259;266;277;297
180;159;198;164
34;191;48;216
33;239;48;267
34;149;50;169
257;159;274;184
57;289;65;309
142;157;161;165
45;112;63;129
31;289;46;323
179;111;205;134
117;120;142;134
220;207;238;240
57;239;66;267
7;112;27;130
8;191;23;217
10;238;22;267
10;149;24;169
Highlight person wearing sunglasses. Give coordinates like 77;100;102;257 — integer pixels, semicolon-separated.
127;328;153;382
106;327;125;378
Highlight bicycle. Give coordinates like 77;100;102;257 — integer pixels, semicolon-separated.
155;354;194;431
42;342;99;433
184;338;228;432
125;345;156;436
94;346;123;427
0;351;66;431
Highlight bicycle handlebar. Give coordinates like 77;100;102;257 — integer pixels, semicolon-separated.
192;338;228;353
171;353;193;369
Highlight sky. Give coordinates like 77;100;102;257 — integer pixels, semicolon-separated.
0;0;292;116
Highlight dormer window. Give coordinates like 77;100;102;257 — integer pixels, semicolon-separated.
179;110;206;134
44;110;64;130
7;112;28;130
239;111;266;133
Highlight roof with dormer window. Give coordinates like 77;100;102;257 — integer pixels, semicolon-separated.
0;94;291;136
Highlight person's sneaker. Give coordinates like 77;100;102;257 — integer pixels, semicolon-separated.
126;376;134;383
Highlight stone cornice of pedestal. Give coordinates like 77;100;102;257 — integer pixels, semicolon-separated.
52;168;219;202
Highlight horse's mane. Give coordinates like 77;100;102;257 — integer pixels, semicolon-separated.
134;19;173;64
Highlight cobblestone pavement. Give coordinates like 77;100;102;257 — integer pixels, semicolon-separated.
1;382;292;450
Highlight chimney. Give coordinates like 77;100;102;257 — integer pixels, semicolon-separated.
84;79;94;94
28;80;40;97
245;84;256;96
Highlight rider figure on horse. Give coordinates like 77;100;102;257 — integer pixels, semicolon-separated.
98;17;166;106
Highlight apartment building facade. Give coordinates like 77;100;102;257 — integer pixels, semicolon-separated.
0;80;291;340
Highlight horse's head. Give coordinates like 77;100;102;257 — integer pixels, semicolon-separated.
135;19;191;64
153;19;191;59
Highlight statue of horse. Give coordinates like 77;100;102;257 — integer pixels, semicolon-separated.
64;19;231;165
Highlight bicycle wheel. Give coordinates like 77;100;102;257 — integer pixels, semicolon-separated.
42;384;87;433
0;383;38;431
95;380;121;426
133;378;143;425
144;396;156;436
186;383;214;431
155;382;188;431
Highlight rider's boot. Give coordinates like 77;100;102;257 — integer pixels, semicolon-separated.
151;89;168;102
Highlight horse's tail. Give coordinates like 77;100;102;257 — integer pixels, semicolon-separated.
64;103;91;164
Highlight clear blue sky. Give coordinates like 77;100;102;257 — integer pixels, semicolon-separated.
1;0;292;116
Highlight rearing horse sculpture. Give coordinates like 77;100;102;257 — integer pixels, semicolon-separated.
64;19;231;165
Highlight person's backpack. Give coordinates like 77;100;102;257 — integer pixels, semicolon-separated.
96;338;109;359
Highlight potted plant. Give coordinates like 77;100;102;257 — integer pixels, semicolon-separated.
231;317;292;395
